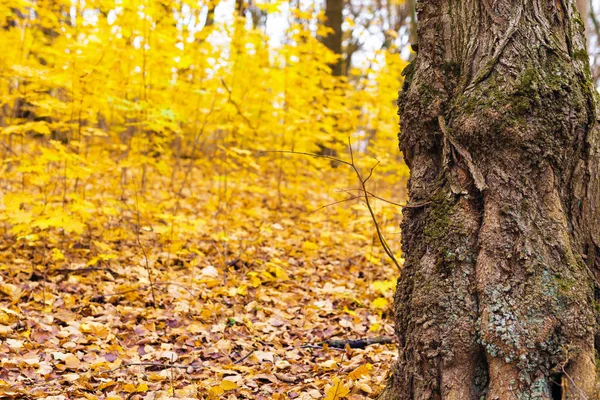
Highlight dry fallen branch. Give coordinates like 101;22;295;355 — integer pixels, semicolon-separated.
324;336;396;349
107;362;200;373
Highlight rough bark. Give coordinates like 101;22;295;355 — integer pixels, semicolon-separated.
381;0;600;398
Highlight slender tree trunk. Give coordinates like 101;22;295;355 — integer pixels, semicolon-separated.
322;0;344;76
235;0;245;16
205;2;216;28
381;0;600;398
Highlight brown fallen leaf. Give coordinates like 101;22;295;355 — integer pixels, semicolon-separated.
274;372;297;383
253;373;278;384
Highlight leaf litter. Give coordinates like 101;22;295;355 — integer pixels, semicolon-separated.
0;167;402;399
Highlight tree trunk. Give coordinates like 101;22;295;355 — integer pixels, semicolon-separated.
381;0;600;398
322;0;344;76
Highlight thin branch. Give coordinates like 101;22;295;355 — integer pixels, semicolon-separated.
308;196;360;215
233;350;255;364
561;365;589;400
133;188;157;307
52;266;121;277
220;78;257;132
363;160;379;184
264;150;353;167
107;362;199;373
0;141;17;156
270;143;403;271
341;188;431;209
92;281;196;300
347;137;402;271
300;344;345;351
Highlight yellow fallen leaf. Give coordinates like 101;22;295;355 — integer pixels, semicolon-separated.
249;273;261;287
302;240;319;251
51;248;65;261
371;297;388;309
148;372;167;381
98;381;117;390
0;284;21;302
0;307;19;325
136;382;149;392
372;279;396;294
123;383;137;393
208;385;224;400
220;379;237;390
80;321;109;339
348;363;372;380
324;378;350;400
267;264;289;280
366;253;380;264
236;285;247;295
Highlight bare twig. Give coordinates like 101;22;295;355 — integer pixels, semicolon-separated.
264;150;353;167
308;196;360;215
268;142;403;270
300;344;346;351
560;368;588;400
233;349;255;364
133;187;157;307
92;281;196;301
347;138;402;271
340;188;430;208
220;78;257;132
53;266;121;277
107;362;199;373
340;188;403;207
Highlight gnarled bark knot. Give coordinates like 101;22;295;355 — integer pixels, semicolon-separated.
383;0;600;398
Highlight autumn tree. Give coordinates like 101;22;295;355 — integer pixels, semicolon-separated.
381;0;600;398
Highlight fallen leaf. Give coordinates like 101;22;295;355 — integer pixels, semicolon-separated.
324;378;350;400
348;363;372;380
274;372;297;383
220;379;237;390
63;354;81;369
200;265;219;278
319;359;338;370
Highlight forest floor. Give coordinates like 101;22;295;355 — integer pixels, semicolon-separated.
0;162;403;400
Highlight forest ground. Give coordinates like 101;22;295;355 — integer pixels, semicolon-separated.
0;161;404;399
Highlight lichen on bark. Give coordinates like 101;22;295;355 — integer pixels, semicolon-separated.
382;0;600;398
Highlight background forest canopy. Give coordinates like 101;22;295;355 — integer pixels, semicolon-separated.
0;0;411;246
